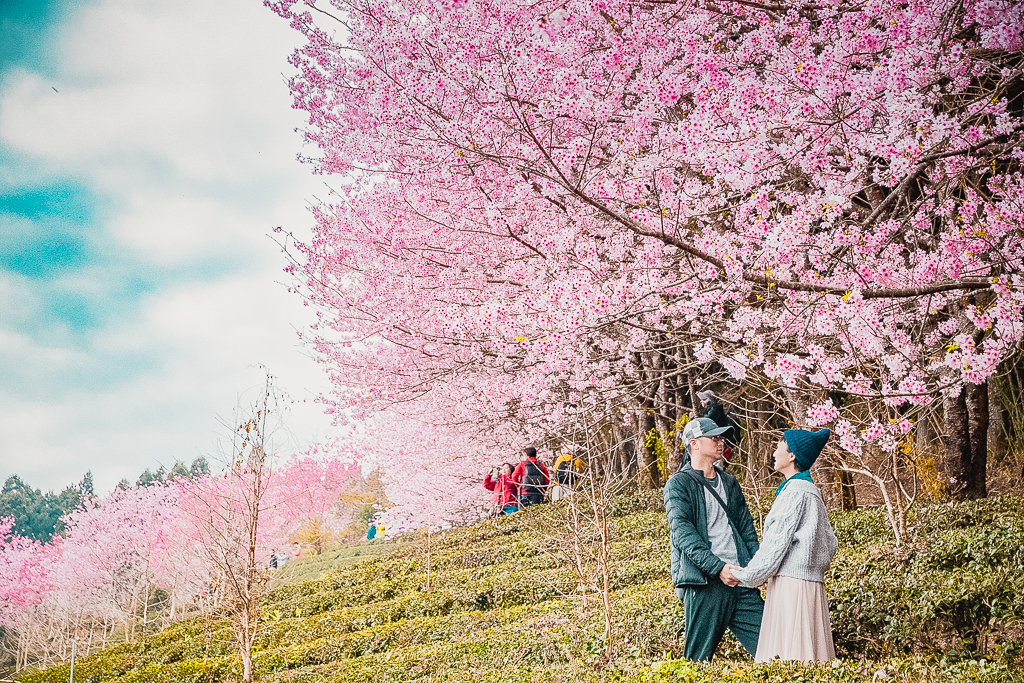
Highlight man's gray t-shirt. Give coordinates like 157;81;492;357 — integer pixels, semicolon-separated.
704;473;738;566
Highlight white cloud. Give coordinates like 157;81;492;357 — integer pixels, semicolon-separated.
0;265;335;492
0;0;343;493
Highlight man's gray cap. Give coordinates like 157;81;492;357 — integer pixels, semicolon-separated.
696;389;717;404
682;417;731;445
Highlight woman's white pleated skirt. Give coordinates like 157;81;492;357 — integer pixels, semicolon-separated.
755;575;836;663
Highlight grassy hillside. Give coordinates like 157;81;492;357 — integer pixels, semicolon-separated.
269;540;404;587
17;492;1024;683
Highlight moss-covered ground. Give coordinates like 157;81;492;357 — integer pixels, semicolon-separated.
17;492;1024;683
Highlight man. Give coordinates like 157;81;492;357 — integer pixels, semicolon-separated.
663;417;763;661
511;447;550;507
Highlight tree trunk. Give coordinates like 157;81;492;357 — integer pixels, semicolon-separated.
834;468;857;511
964;381;988;499
638;407;658;490
988;380;1009;463
942;388;973;499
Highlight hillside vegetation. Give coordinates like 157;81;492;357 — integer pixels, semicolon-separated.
17;492;1024;683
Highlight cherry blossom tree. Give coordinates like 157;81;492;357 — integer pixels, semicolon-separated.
272;0;1024;538
262;455;361;553
0;518;48;629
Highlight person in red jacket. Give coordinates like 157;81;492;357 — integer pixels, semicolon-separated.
484;462;520;515
511;447;550;507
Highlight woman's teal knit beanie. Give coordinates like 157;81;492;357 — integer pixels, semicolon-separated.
783;428;831;471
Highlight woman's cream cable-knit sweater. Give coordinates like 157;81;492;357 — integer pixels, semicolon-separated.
732;479;838;588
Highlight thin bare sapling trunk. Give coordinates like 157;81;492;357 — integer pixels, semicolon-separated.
181;371;285;683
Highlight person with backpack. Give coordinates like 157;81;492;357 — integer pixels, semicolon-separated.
663;417;763;661
697;390;741;465
550;452;585;501
484;462;520;514
512;447;550;507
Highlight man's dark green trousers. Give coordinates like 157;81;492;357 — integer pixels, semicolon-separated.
679;577;763;660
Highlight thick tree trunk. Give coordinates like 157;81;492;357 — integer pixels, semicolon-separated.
964;381;988;499
942;387;976;500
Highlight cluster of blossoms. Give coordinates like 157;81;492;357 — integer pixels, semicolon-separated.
270;0;1024;512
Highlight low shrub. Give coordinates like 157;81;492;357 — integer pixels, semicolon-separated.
15;496;1024;683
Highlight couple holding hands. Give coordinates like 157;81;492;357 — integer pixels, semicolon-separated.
664;417;838;663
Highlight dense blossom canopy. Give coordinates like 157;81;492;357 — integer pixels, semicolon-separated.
270;0;1024;511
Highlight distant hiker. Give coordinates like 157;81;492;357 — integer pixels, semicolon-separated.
697;390;741;464
367;523;377;540
512;447;550;507
729;429;838;663
663;417;763;661
484;462;520;515
550;453;585;501
269;549;279;570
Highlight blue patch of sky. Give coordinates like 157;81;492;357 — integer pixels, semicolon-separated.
0;182;93;277
0;0;241;334
0;0;271;359
0;0;81;76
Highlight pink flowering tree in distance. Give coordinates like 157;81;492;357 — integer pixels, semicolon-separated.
0;517;48;628
1;484;203;671
262;455;362;553
57;484;191;643
0;517;52;670
272;0;1024;541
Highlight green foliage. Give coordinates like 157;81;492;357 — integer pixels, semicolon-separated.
828;498;1024;659
15;496;1024;683
1;458;208;542
0;472;93;541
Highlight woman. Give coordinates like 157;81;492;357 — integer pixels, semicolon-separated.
728;428;839;663
484;463;519;515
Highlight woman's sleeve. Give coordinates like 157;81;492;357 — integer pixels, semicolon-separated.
483;473;497;491
732;491;807;588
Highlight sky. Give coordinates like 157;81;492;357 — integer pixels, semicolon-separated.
0;0;342;493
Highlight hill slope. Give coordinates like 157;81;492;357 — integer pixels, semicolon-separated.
17;492;1024;683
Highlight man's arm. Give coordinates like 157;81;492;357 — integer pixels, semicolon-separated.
511;462;525;484
664;476;727;579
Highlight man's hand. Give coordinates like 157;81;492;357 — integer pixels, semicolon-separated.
719;564;740;587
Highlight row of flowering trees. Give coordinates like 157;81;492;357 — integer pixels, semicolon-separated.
271;0;1024;539
0;453;359;674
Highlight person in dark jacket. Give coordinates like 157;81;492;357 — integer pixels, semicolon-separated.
664;417;764;661
484;462;520;514
697;390;741;464
511;447;550;507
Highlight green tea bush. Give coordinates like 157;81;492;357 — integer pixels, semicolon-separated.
15;496;1024;683
828;498;1024;659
